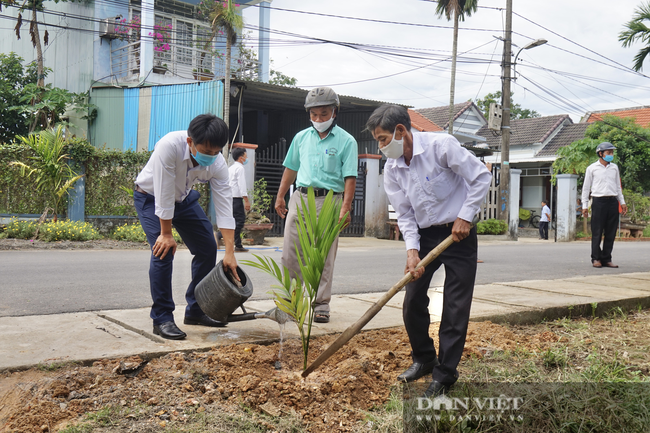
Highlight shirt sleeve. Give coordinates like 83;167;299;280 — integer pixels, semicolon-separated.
440;137;492;222
340;136;359;178
210;155;236;230
385;167;420;251
237;165;248;198
582;165;593;209
283;134;301;171
152;140;178;220
615;165;625;205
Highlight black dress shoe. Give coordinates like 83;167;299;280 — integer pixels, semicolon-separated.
184;314;227;327
235;247;249;253
424;380;451;398
153;321;187;340
397;359;440;383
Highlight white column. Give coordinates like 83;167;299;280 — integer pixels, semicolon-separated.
258;0;272;82
140;0;154;79
556;174;578;242
360;155;386;238
508;169;521;240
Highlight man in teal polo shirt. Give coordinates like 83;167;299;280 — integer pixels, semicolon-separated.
275;87;358;323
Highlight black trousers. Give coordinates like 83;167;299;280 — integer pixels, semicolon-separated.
403;224;477;386
233;197;246;248
591;196;619;263
539;221;549;240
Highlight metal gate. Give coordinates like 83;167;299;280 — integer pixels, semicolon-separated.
254;140;366;237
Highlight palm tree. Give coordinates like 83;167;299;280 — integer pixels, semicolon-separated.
435;0;478;134
204;0;243;160
619;1;650;71
11;126;84;221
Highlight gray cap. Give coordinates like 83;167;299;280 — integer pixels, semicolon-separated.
305;87;340;111
596;142;616;153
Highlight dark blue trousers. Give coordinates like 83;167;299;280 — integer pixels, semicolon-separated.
134;189;217;325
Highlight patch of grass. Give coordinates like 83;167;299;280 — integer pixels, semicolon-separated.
86;405;121;427
37;360;77;371
542;347;568;369
362;389;403;433
58;424;93;433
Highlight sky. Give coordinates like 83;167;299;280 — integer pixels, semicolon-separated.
241;0;650;122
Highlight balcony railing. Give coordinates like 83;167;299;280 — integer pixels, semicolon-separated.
110;40;259;82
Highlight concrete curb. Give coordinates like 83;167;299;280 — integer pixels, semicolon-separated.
1;272;649;373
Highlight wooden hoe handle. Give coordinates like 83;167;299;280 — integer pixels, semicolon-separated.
302;234;455;377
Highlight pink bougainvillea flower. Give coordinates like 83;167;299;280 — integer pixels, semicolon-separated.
162;44;170;50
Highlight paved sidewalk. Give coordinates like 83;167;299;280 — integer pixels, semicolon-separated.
1;267;649;371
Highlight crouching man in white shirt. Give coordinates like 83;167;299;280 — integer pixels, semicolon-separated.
366;105;491;397
134;114;239;340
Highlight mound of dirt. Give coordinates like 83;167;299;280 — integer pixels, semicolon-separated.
0;321;558;432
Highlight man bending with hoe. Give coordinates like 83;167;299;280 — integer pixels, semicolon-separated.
367;104;491;397
134;114;239;340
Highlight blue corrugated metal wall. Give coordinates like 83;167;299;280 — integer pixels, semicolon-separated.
148;81;224;150
123;88;139;151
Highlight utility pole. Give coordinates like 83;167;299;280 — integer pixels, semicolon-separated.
500;0;516;239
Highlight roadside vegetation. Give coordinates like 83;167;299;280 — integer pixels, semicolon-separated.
4;307;648;433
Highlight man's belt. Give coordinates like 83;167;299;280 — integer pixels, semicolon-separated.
135;185;148;194
297;187;341;197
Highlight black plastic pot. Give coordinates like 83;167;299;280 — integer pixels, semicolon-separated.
195;261;254;323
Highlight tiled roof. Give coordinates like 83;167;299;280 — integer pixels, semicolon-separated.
416;101;474;130
476;115;571;149
536;122;589;157
582;106;650;127
408;109;443;132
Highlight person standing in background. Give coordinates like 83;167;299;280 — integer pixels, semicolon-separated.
229;147;250;253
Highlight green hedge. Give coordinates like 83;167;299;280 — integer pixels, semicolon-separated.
0;141;51;214
1;139;212;217
477;218;508;235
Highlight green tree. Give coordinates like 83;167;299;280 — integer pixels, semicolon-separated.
10;126;84;220
242;189;348;370
585;116;650;192
552;115;650;192
0;52;38;142
435;0;478;134
238;32;297;86
475;91;541;120
619;1;650;71
11;83;89;133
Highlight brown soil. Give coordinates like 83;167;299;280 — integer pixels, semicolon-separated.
0;321;562;433
0;239;152;251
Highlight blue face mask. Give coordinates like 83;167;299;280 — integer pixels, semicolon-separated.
603;154;614;163
243;159;249;165
193;149;219;166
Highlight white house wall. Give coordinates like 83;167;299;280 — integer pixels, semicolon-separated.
1;2;95;94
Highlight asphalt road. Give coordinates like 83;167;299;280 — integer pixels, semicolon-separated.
1;241;648;317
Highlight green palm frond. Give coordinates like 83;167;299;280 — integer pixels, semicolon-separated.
619;2;650;71
243;187;346;370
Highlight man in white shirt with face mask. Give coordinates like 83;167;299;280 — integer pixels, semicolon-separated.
367;104;491;397
275;87;358;324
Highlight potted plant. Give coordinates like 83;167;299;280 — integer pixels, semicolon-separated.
519;208;531;228
242;178;273;245
192;68;214;81
150;21;172;74
114;15;142;74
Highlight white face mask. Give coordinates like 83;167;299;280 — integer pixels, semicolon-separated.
311;112;335;133
379;129;404;159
